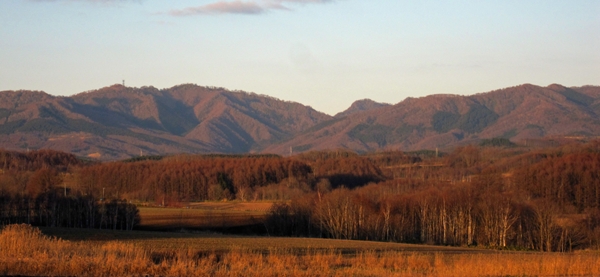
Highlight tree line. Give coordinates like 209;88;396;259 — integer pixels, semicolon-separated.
266;142;600;251
0;149;137;230
0;191;138;231
2;141;600;251
266;178;600;251
74;154;383;204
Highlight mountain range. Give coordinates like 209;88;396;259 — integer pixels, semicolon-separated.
1;83;599;160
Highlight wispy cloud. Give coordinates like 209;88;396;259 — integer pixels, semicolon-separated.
170;1;267;16
169;0;335;16
28;0;143;3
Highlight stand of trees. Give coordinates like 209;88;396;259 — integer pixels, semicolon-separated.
266;180;600;251
266;142;600;252
0;149;84;172
3;140;600;251
0;191;138;231
0;149;138;230
76;156;314;203
74;154;384;204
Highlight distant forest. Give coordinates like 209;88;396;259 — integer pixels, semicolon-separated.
2;140;600;251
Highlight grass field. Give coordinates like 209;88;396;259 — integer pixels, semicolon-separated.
137;202;272;230
2;224;600;276
5;202;600;276
40;226;488;254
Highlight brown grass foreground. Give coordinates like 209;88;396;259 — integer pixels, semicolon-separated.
2;224;600;277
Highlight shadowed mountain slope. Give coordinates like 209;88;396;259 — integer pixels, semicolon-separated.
1;83;599;159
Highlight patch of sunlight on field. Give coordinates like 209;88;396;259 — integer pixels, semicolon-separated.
137;202;273;230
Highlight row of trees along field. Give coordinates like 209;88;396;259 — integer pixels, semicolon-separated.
0;150;138;230
2;140;600;250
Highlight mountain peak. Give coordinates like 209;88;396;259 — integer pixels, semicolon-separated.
334;99;390;118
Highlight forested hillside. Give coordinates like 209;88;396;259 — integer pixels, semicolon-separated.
2;140;600;251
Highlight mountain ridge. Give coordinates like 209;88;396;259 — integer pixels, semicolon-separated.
265;83;600;154
1;83;599;160
0;84;332;159
334;99;391;118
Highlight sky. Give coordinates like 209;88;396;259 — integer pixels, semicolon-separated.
1;0;599;115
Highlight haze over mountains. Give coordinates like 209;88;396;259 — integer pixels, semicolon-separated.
1;83;599;160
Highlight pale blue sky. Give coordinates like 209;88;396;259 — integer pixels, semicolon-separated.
1;0;599;115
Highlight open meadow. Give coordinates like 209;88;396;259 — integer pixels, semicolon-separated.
136;202;273;231
1;224;599;277
40;225;485;254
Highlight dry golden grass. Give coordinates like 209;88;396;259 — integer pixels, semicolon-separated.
3;224;600;277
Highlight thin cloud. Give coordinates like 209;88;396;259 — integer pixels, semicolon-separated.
170;1;266;16
28;0;143;3
276;0;333;3
169;0;335;16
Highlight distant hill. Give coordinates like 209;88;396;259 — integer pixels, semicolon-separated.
334;99;390;118
265;84;600;154
0;84;331;160
1;83;599;159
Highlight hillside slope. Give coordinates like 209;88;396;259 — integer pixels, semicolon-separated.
1;83;599;159
265;84;600;154
0;84;331;159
